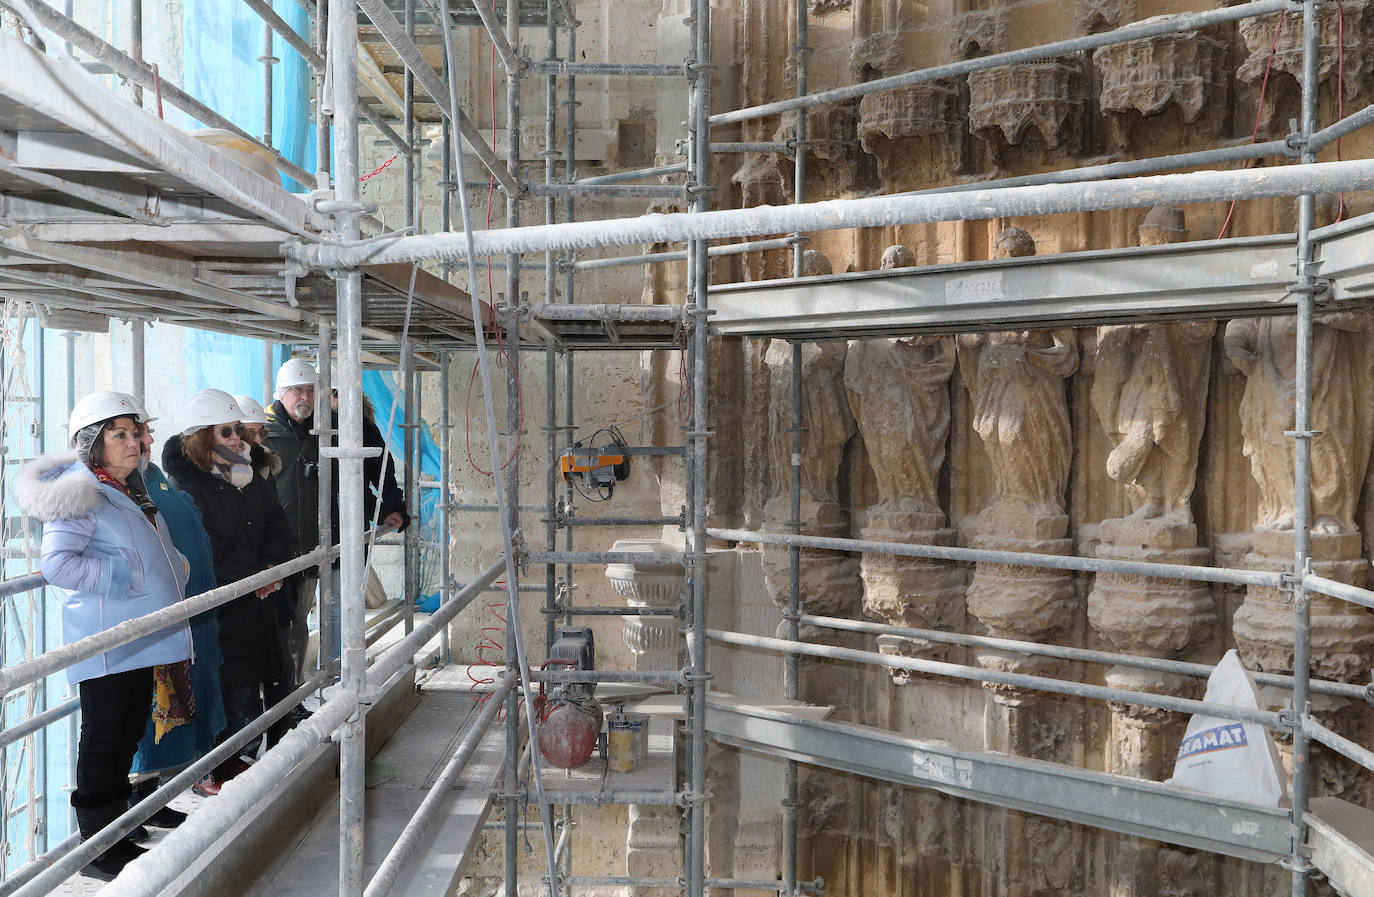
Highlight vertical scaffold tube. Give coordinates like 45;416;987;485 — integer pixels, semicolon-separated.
544;0;559;658
317;321;336;681
403;351;417;633
314;0;330;186
440;349;452;663
784;0;807;892
686;0;712;891
130;319;145;407
504;2;524;892
327;0;367;891
1289;1;1319;895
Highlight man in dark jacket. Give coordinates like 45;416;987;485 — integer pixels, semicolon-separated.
263;359;410;680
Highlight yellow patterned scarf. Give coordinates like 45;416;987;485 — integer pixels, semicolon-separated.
151;661;196;743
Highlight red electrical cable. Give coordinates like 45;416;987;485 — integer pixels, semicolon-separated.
1218;13;1286;240
464;39;524;476
469;598;508;710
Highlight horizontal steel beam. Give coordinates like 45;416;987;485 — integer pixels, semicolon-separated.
291;158;1374;269
706;234;1303;337
1306;797;1374;897
706;701;1293;863
709;0;1286;125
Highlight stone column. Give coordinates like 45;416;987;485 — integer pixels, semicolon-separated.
959;228;1084;897
606;551;684;897
1225;312;1374;806
845;244;963;668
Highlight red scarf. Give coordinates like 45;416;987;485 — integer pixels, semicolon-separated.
93;467;158;527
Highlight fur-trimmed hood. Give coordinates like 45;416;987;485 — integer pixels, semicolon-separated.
258;443;282;479
14;452;102;523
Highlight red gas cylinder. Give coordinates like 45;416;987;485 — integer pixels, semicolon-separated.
538;700;601;769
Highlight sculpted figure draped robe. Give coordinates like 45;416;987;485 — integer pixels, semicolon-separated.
1093;321;1215;521
845;245;956;519
1224;313;1374;533
959;329;1080;524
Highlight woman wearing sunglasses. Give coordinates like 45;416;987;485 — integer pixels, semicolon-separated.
163;389;295;786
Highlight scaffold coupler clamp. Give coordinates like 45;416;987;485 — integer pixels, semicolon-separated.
282;253;308;306
1277;704;1299;734
1279;564;1308;606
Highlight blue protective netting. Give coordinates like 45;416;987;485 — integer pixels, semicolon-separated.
183;0;315;191
2;3;321;864
363;371;443;608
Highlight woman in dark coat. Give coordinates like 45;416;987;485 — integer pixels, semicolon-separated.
163;390;294;781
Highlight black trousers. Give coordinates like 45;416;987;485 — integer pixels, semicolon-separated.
73;667;154;808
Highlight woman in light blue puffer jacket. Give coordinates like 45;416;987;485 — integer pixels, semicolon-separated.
15;391;191;881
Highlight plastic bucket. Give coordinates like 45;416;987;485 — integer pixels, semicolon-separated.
607;712;650;773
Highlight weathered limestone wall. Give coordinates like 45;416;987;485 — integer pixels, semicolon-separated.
638;0;1374;894
361;0;1374;891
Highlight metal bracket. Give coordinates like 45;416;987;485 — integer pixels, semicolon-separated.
1277;706;1299;733
1283;428;1325;439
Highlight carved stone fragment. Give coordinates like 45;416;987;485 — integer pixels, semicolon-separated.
857;81;962;184
1239;0;1373;110
1075;0;1136;35
968;61;1083;158
805;103;861;197
1093;32;1227;146
950;8;1007;59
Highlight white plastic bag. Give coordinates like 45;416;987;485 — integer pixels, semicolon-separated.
1166;649;1287;806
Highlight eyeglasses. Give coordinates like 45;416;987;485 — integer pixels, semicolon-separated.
217;425;247;439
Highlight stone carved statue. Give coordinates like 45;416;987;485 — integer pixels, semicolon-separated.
845;246;962;643
1224;313;1374;534
767;340;854;518
1093;208;1215;522
846;324;954;515
760;250;859;614
959;229;1079;532
959;329;1079;528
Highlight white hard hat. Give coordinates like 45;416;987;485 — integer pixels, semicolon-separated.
68;391;141;442
124;393;158;424
233;395;270;424
275;358;317;392
182;389;243;436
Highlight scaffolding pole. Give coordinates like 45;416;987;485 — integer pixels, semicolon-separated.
1289;0;1321;892
784;0;807;891
292;159;1374;268
325;0;368;891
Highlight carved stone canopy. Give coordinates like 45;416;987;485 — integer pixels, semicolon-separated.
968;61;1084;154
856;81;963;182
1093;32;1227;123
950;8;1008;59
804;103;861;195
1075;0;1137;34
1239;0;1373;104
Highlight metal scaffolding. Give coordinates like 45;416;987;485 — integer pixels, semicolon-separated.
1;0;1374;893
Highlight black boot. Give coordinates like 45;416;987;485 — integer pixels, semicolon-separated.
75;802;147;881
130;777;187;828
